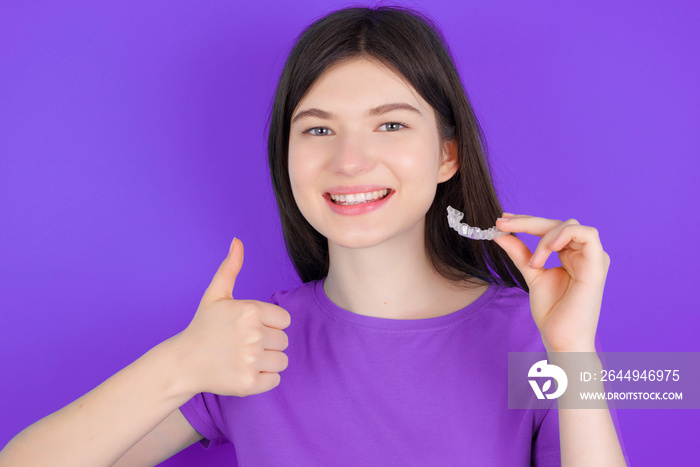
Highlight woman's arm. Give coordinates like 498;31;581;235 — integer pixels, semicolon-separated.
112;407;203;467
555;355;625;466
0;338;196;466
494;215;626;466
0;239;290;466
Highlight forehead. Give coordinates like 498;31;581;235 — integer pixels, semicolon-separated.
295;57;432;114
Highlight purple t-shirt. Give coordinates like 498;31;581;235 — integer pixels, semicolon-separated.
180;279;562;466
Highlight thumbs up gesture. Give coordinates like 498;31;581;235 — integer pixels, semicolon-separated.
173;238;291;397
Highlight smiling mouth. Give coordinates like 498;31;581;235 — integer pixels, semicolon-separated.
327;189;391;206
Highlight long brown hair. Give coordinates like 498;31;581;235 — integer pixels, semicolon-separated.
268;6;527;291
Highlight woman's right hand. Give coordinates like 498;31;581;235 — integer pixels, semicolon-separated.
0;237;288;466
172;238;291;397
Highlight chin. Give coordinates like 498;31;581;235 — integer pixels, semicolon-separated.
325;231;390;250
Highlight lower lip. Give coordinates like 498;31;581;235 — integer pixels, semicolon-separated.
324;192;393;216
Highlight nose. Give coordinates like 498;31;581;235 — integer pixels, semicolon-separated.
329;133;376;177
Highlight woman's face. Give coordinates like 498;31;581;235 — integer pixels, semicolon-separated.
288;57;458;250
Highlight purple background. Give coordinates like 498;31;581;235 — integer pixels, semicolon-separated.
1;1;698;465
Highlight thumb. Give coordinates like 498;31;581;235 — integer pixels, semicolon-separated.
202;237;244;303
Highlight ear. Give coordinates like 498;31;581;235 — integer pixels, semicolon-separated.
437;139;459;183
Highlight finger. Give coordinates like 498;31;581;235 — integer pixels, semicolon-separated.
531;223;604;270
202;238;244;304
250;372;281;395
493;234;539;285
496;216;562;237
262;328;289;351
261;305;292;330
549;224;600;252
529;220;588;269
259;350;289;373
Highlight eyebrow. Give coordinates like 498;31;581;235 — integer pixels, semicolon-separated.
291;103;423;124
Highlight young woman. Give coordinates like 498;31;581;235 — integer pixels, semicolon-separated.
0;6;626;466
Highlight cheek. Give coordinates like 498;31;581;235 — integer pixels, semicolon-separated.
389;139;443;180
287;145;324;218
288;137;337;201
288;140;326;179
287;148;329;238
287;155;302;194
288;146;312;194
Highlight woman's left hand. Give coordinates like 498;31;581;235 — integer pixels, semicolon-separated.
493;214;610;353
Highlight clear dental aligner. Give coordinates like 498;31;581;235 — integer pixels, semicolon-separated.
446;206;507;241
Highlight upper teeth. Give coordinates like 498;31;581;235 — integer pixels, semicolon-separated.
330;189;390;205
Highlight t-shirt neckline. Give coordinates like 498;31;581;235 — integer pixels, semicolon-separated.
312;277;498;332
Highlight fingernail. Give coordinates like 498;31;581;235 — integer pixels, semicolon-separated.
497;217;509;222
229;237;237;254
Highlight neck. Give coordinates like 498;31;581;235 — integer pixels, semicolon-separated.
323;223;489;320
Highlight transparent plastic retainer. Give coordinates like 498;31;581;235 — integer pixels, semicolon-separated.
447;206;507;241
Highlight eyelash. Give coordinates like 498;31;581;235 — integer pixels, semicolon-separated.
301;121;408;136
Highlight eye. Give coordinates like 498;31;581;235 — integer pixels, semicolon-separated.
378;122;407;132
303;126;334;136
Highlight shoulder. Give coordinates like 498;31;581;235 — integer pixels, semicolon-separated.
269;280;321;310
477;283;530;316
472;284;543;352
